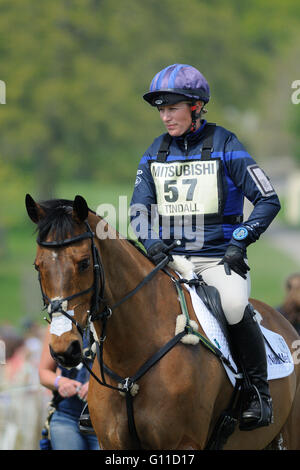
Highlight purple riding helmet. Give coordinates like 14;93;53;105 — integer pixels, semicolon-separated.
143;64;210;131
143;64;210;107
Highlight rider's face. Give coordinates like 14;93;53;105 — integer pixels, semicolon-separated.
158;101;202;136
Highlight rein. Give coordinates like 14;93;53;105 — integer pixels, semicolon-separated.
37;220;236;449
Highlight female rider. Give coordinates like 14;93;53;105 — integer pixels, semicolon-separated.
130;64;281;431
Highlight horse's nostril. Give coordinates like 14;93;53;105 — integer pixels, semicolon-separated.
66;340;82;358
49;341;82;368
57;354;67;365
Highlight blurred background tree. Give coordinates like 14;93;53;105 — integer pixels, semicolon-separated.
1;0;300;196
0;0;300;324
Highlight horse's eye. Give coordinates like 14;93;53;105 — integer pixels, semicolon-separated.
78;258;90;272
33;262;39;272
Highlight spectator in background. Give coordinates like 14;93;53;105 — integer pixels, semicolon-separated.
0;324;24;361
0;325;26;383
0;321;45;385
277;273;300;335
21;318;44;361
39;326;100;450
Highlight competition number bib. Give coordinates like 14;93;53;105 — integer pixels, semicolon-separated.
151;160;220;217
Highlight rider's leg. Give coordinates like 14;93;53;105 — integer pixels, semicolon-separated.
188;256;272;430
189;256;250;325
227;305;273;430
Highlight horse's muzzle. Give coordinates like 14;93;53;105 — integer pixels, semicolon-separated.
49;340;82;368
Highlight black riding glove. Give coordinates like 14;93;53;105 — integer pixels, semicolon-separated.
147;241;172;265
219;245;250;280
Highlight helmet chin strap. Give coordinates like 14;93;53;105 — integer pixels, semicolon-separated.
189;101;205;132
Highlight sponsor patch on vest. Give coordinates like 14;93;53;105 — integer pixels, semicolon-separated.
150;160;220;216
247;164;276;197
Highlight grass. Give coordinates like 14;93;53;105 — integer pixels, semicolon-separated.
1;180;300;327
248;239;300;307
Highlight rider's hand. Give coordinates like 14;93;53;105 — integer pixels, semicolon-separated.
77;381;89;402
147;240;172;265
218;245;250;280
57;377;82;398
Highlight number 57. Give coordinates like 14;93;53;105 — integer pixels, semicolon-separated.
164;178;197;203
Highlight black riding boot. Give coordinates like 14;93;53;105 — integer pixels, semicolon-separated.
228;305;273;431
79;403;95;434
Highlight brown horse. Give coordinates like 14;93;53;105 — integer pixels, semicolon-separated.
26;194;300;450
278;273;300;335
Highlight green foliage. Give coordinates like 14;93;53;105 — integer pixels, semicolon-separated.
248;238;300;307
0;0;299;199
1;1;300;326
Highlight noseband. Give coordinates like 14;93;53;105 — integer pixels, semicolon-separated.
37;221;105;335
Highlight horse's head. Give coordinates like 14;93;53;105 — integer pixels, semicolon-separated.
26;194;101;368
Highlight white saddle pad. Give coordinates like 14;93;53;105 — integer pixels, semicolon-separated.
185;284;294;387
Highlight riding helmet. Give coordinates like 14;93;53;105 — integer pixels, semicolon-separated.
143;64;210;107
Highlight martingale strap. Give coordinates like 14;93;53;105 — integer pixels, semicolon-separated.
86;269;239;450
81;329;187;450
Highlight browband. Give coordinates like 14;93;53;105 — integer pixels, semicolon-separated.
37;231;93;247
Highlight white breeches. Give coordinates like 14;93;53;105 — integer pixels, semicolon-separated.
188;256;251;325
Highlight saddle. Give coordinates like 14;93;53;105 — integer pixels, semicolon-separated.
167;255;233;355
195;279;231;346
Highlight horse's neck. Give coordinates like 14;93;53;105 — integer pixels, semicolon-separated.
90;215;173;371
93;216;150;304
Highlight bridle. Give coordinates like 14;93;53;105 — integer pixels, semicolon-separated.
37;219;168;334
35;216;240;449
35;217;185;448
37;221;106;335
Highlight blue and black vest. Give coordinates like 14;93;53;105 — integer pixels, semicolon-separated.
130;121;280;257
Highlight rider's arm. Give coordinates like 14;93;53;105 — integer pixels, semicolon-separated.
38;326;59;391
130;143;161;252
223;132;281;250
38;326;82;396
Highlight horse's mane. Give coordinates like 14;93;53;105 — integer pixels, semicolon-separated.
36;198;92;242
36;199;147;257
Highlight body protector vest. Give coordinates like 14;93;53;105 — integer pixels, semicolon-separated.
130;122;281;257
151;124;242;225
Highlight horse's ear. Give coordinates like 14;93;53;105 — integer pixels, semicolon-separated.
25;194;46;224
72;195;89;223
